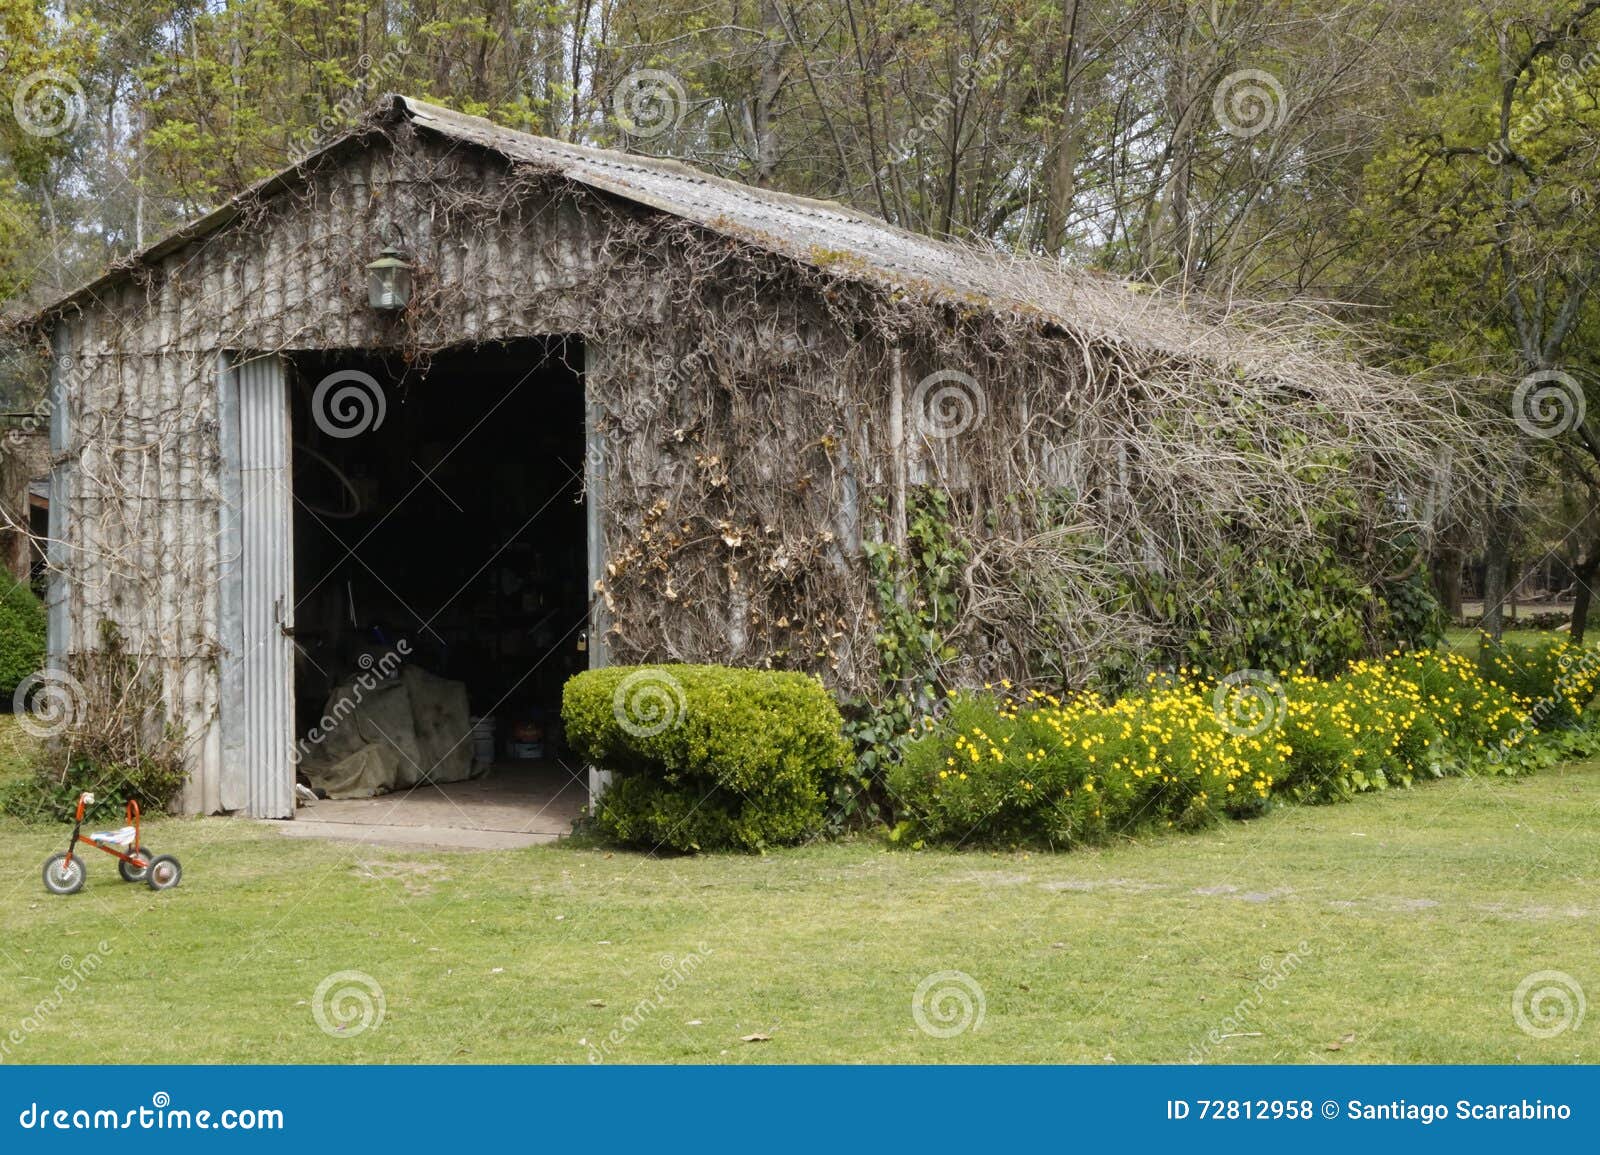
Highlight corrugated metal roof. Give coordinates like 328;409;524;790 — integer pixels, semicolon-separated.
394;96;1210;353
24;94;1232;358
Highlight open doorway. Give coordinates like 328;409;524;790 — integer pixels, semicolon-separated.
284;337;591;841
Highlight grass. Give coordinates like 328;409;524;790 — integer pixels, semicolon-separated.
0;714;35;786
1439;626;1553;654
2;716;1598;1064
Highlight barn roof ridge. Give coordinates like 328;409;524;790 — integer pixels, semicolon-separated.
22;94;1315;366
389;95;1185;346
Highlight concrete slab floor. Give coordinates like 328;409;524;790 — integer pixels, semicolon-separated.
268;760;587;851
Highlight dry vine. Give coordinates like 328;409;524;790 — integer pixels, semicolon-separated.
0;103;1510;805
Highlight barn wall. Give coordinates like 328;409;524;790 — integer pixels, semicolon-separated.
44;129;892;813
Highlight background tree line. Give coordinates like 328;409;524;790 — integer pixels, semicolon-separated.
7;0;1600;638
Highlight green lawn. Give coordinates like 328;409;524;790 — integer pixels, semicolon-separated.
0;715;35;786
2;731;1597;1064
1439;626;1554;654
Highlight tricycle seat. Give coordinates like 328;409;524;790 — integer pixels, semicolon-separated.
89;826;137;849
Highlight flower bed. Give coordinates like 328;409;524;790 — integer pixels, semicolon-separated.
888;646;1594;849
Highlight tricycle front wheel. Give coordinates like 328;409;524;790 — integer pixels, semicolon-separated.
42;853;85;895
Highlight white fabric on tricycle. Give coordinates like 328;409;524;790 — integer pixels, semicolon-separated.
89;826;137;848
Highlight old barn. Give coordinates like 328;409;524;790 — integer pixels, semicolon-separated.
21;95;1439;822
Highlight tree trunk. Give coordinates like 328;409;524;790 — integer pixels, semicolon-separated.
750;0;784;186
1041;1;1081;254
1432;544;1464;622
1569;547;1600;643
1480;513;1514;641
1572;574;1593;643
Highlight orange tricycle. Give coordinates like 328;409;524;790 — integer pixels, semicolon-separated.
41;792;182;895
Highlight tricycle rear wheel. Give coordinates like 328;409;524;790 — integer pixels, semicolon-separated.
42;853;85;895
118;846;155;883
145;855;182;891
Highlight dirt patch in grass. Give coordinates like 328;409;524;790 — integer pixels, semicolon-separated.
1040;878;1164;894
350;860;454;896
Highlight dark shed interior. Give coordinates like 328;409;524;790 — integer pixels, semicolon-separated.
287;337;589;780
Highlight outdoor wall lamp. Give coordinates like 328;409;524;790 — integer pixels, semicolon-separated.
366;232;414;311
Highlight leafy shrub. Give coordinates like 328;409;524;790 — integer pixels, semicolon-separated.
0;574;46;694
1147;545;1448;685
1272;651;1524;801
2;624;189;823
889;650;1535;849
1;749;186;825
1160;545;1373;680
1375;570;1447;651
889;684;1268;849
1477;635;1600;730
564;664;851;852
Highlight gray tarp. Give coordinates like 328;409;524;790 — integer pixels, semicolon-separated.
300;665;482;799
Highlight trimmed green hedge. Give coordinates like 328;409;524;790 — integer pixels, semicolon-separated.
563;664;851;852
0;574;45;695
1477;635;1600;729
